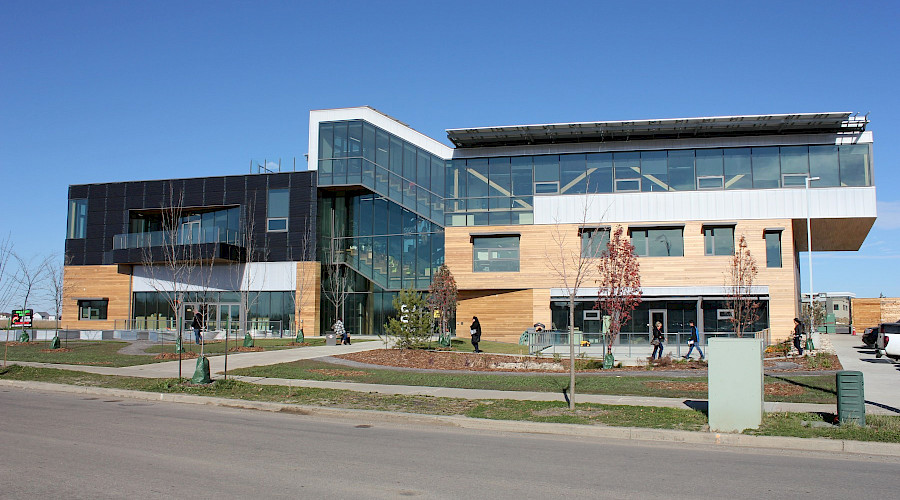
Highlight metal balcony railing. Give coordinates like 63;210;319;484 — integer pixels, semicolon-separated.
112;228;243;250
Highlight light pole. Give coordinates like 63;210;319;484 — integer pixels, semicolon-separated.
805;176;820;342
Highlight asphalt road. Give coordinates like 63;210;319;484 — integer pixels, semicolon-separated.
1;388;898;499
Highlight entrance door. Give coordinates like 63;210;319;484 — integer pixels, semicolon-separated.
218;303;242;339
649;309;667;341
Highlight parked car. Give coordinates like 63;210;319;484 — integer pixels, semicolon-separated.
875;322;900;361
863;326;879;348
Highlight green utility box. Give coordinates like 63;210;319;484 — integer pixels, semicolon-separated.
836;370;865;426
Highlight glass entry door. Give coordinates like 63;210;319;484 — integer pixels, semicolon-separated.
218;303;242;339
649;309;667;341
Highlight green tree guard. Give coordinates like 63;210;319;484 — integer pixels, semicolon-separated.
243;333;254;347
175;336;185;353
295;328;304;343
18;331;29;343
439;333;451;347
192;356;211;384
50;335;61;349
603;352;615;370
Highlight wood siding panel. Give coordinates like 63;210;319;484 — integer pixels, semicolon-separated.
457;289;535;343
852;298;900;328
61;265;132;330
446;218;800;342
295;261;321;336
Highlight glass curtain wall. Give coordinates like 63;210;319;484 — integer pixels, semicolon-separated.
444;144;872;226
318;120;446;224
549;299;769;344
132;291;295;334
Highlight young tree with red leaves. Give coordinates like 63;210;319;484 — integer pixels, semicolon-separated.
428;264;458;348
596;225;642;356
726;234;759;338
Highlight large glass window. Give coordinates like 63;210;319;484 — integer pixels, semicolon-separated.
839;144;870;187
703;226;735;256
78;299;108;320
765;231;782;268
489;157;511;196
560;154;587;194
585;153;613;193
809;145;840;187
667;150;695;191
473;236;520;272
581;228;610;258
751;147;780;189
67;199;88;239
510;156;533;196
724;148;752;189
696;149;724;190
631;227;684;257
614;152;641;191
640;151;668;192
267;188;289;232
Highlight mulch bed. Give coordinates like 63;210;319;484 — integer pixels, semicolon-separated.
4;342;42;346
287;342;311;347
153;352;200;360
40;348;74;353
228;346;264;352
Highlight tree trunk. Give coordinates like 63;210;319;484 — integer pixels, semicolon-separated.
569;293;575;410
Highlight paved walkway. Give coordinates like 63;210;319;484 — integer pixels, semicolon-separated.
827;333;900;415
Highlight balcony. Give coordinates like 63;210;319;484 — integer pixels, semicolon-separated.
111;228;245;264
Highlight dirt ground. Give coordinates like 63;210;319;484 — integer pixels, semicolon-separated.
336;349;840;373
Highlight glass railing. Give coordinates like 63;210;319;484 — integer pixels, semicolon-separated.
112;227;244;250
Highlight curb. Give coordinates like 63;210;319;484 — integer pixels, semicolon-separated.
2;379;899;457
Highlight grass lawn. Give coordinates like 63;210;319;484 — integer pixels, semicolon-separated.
1;341;161;367
1;365;895;442
143;337;334;355
231;358;837;404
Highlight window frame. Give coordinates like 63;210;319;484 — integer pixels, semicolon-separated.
580;227;610;258
266;188;289;233
703;225;735;256
630;226;684;257
764;229;783;268
67;198;88;239
472;234;520;273
78;299;108;320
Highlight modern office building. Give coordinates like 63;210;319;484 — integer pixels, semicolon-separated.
63;107;877;345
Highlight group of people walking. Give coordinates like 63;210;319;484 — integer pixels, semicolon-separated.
650;319;704;361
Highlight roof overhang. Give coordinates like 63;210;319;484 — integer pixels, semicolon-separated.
447;112;868;148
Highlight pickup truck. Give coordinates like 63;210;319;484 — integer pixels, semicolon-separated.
876;322;900;362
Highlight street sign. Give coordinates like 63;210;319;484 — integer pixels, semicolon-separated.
11;309;33;328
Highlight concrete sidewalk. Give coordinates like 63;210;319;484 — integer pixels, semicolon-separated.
828;333;900;414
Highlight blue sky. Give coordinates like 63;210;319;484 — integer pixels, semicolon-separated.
1;0;898;305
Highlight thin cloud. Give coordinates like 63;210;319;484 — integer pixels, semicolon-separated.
875;200;900;230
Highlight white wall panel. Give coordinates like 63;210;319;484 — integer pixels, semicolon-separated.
535;186;876;225
133;262;297;292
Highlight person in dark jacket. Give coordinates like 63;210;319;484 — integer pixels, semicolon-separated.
683;319;704;360
191;312;203;345
651;321;664;360
792;317;805;356
470;316;482;353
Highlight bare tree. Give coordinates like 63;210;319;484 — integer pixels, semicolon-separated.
322;211;351;331
544;197;607;410
596;225;643;358
287;219;316;341
10;251;50;341
43;254;74;347
1;235;17;365
139;182;199;379
428;264;458;348
726;234;760;338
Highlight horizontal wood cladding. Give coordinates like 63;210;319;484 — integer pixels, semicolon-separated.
61;265;132;330
852;298;900;328
457;289;536;343
295;261;321;336
446;219;800;341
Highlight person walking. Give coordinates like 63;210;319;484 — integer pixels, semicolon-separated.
651;321;664;360
470;316;482;353
333;318;349;345
792;317;805;356
191;312;203;345
683;319;704;360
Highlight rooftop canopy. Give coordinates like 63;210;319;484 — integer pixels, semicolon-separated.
445;112;868;148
